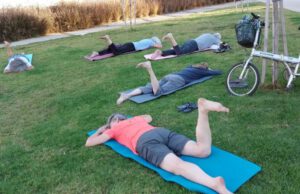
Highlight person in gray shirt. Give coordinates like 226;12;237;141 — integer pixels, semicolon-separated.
151;33;222;59
3;41;34;74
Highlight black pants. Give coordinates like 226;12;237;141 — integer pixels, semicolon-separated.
162;40;198;56
98;42;136;55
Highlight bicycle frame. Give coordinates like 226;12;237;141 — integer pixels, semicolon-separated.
239;19;300;88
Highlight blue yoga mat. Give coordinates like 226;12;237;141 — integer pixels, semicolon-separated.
87;130;261;194
122;76;213;104
25;54;33;63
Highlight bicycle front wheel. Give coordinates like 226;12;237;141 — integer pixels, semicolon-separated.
226;62;260;96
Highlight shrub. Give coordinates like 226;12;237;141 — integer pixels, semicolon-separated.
0;0;236;42
0;8;49;42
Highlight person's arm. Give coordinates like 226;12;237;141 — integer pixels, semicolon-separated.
91;124;108;137
85;133;111;147
85;124;111;147
19;56;33;68
153;44;162;48
140;115;152;123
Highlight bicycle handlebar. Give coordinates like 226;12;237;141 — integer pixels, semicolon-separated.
251;12;260;19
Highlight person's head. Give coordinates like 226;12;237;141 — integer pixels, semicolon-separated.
192;62;208;69
213;33;221;40
106;113;127;128
4;58;28;74
151;36;162;48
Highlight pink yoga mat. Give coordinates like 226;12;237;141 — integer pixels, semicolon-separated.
144;48;213;61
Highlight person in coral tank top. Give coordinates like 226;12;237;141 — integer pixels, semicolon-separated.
86;98;232;194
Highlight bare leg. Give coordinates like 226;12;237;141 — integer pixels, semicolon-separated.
4;41;13;57
89;51;99;58
160;99;231;194
100;35;113;46
162;33;178;47
182;98;229;157
116;88;142;105
136;61;160;95
160;153;232;194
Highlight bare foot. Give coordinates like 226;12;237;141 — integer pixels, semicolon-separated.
116;93;129;105
150;49;162;59
162;33;173;41
3;41;10;46
198;98;229;113
89;51;99;58
99;35;112;45
136;61;152;70
99;35;110;40
213;177;233;194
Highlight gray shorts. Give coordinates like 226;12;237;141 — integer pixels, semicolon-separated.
139;74;185;96
136;128;190;167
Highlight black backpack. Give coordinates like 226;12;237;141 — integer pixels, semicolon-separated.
235;15;259;48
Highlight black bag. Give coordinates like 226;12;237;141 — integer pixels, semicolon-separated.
235;15;259;48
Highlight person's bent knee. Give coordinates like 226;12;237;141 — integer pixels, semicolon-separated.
193;146;211;158
200;147;211;158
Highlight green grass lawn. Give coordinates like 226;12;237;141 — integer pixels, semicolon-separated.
1;4;300;194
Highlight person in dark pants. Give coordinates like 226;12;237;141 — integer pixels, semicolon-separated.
85;98;232;194
88;35;162;57
116;61;221;105
150;33;222;59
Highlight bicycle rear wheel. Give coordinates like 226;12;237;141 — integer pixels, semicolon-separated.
226;62;260;96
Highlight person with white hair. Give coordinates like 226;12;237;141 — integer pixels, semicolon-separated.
3;41;34;74
151;33;222;59
88;35;162;58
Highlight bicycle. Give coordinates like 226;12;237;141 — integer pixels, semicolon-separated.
226;13;300;96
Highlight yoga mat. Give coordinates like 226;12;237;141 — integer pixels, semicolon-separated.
84;48;146;61
84;53;114;61
87;130;261;194
122;76;213;104
25;54;33;63
144;48;213;61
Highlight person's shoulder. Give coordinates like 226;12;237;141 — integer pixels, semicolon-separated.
10;54;29;61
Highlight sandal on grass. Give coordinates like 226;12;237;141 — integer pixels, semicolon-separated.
177;102;198;113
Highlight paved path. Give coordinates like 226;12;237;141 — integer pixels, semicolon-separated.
1;0;299;48
256;0;300;12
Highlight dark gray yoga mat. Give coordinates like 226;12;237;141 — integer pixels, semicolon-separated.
122;76;213;103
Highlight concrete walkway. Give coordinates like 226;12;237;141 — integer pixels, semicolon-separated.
1;0;299;48
257;0;300;13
